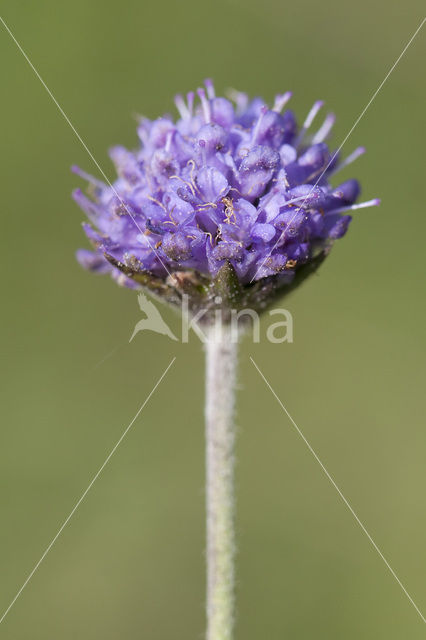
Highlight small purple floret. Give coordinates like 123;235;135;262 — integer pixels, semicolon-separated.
74;81;378;288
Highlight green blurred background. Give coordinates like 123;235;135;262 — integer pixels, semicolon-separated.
0;1;425;638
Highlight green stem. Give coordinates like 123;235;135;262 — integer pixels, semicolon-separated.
205;324;237;640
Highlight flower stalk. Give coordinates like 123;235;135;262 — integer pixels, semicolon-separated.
205;324;237;640
74;79;378;638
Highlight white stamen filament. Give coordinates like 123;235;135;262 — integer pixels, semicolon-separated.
205;78;216;100
332;146;366;174
165;131;174;153
71;165;105;188
187;91;195;117
284;193;321;207
197;88;211;124
174;94;189;119
311;113;336;144
251;106;267;145
272;91;292;113
331;198;380;214
227;89;249;114
303;100;325;129
296;100;324;147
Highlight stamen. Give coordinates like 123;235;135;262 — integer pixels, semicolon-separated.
227;186;244;197
137;125;149;146
174;94;189;119
205;78;215;100
227;88;249;113
165;131;174;153
147;195;167;212
272;91;292;113
331;198;380;214
296;100;324;146
198;138;208;166
303;100;325;130
221;196;236;224
333;146;366;173
187;158;198;189
247;179;266;195
196;202;218;210
251;105;268;144
186;91;195;117
71;165;105;188
285;259;297;269
169;174;196;196
311;112;336;144
197;88;211;123
283;194;319;207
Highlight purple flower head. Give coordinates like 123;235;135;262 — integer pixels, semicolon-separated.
74;81;379;314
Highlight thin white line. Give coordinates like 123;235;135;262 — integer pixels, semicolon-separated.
0;15;173;279
250;16;426;283
91;344;122;371
0;357;176;626
250;356;426;624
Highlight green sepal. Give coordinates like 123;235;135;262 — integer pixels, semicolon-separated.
212;260;243;307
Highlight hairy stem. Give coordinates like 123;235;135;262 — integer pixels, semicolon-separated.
205;324;237;640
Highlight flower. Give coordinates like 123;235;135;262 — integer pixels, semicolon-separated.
74;80;379;314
